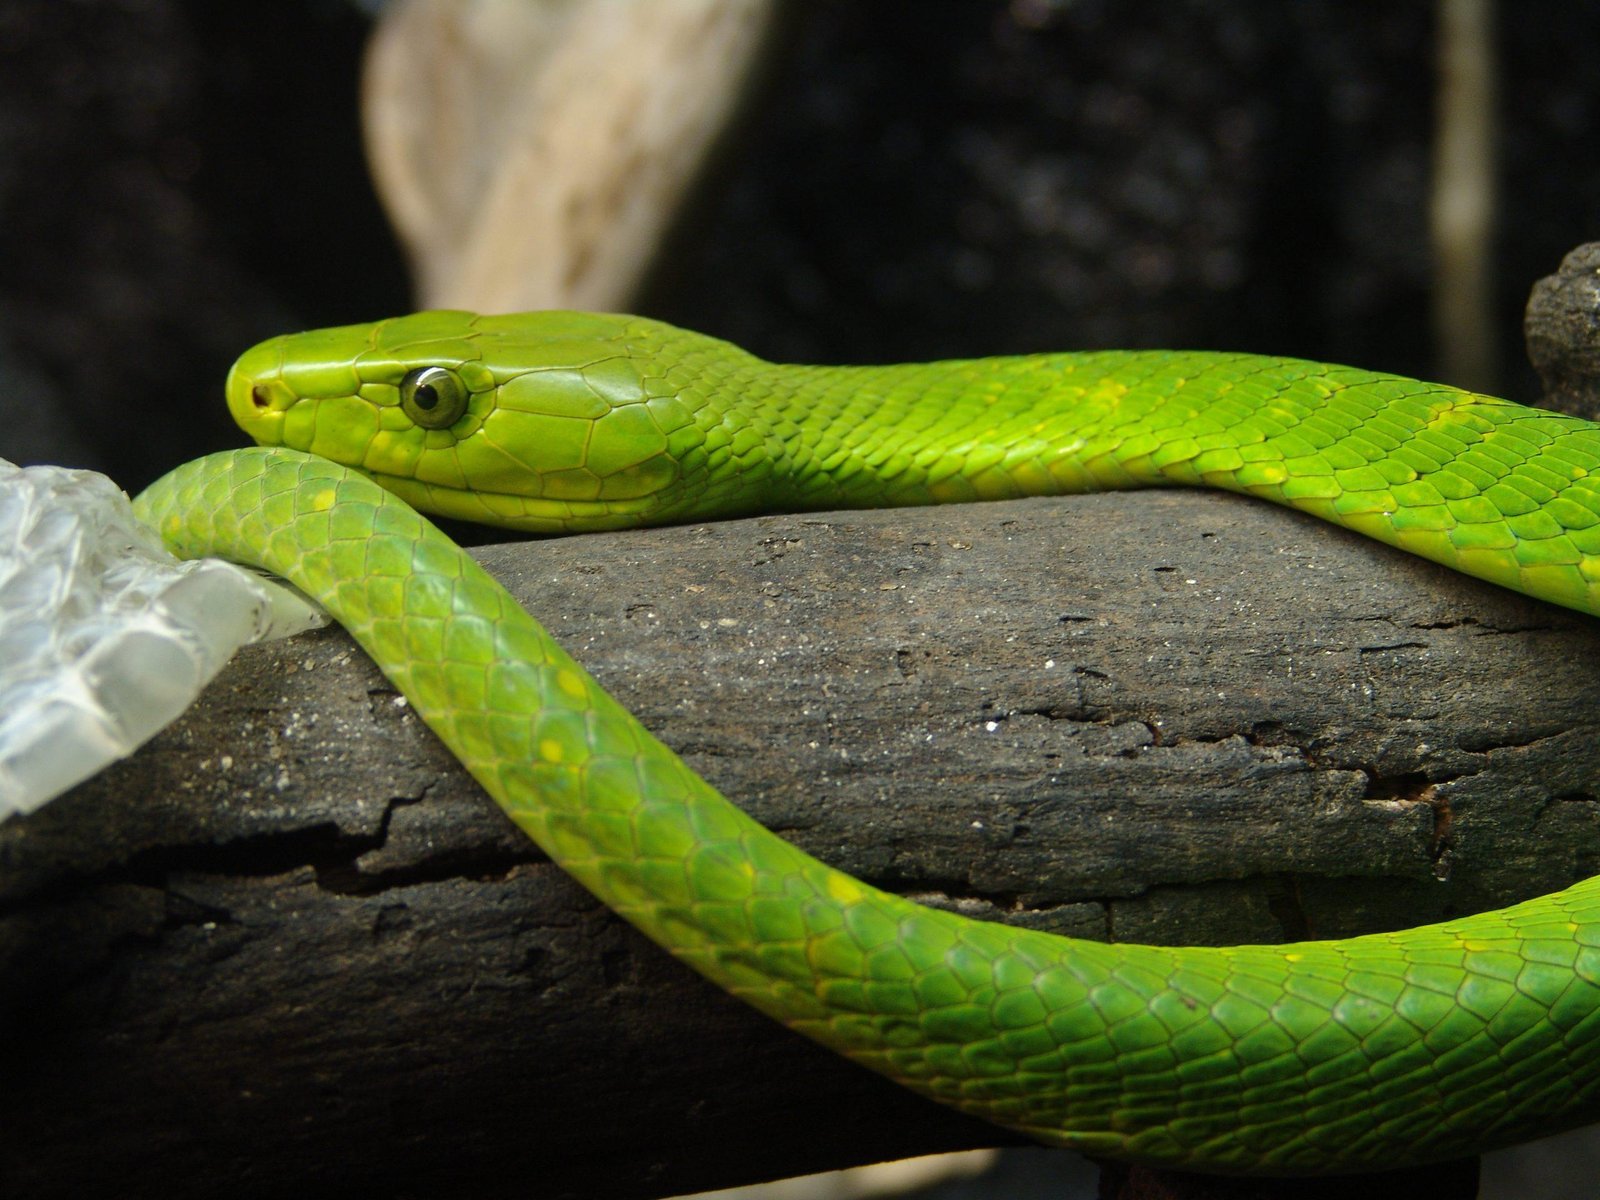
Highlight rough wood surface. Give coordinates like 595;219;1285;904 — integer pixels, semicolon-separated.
5;490;1600;1199
1526;241;1600;420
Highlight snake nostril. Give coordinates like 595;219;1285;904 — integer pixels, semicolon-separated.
251;386;271;411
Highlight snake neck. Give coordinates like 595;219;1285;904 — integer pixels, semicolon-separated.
728;350;1600;617
743;350;1277;509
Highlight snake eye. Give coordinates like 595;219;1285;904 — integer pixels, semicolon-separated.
399;366;469;429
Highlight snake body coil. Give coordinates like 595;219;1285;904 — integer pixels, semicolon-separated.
135;311;1600;1173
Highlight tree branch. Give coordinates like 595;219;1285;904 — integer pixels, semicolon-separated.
5;491;1600;1198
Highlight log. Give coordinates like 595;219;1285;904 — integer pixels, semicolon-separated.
1526;242;1600;421
4;489;1600;1199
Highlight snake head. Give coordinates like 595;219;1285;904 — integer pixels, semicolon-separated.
227;309;740;533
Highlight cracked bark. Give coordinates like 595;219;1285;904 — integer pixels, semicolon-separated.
6;489;1600;1199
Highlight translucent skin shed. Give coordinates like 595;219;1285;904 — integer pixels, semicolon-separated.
137;310;1600;1173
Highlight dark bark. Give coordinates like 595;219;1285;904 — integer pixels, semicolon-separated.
5;490;1600;1199
1526;242;1600;420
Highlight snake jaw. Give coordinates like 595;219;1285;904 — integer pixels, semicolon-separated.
356;469;678;534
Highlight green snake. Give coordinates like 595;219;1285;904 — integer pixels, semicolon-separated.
133;310;1600;1174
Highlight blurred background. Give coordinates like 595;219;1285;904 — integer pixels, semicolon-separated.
6;0;1599;493
3;0;1599;1196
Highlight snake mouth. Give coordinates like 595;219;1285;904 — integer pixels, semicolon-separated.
361;469;665;535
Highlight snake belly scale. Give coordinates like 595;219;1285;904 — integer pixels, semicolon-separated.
133;310;1600;1173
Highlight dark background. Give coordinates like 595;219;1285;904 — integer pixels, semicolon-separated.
3;1;1598;495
